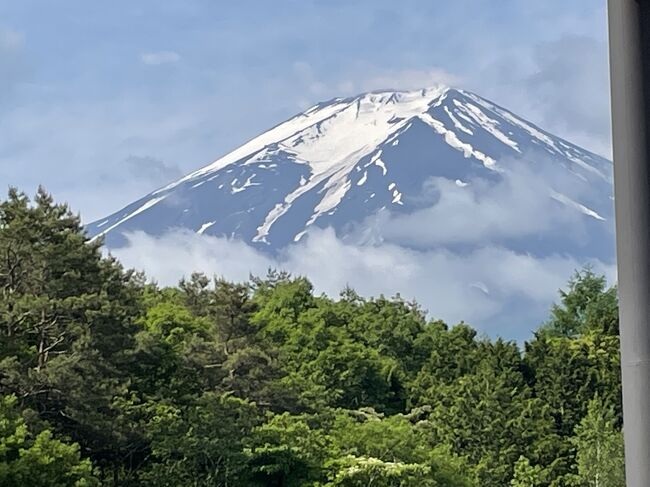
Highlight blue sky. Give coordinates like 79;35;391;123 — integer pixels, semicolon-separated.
0;1;615;337
1;1;609;221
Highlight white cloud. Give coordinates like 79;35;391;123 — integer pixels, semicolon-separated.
0;27;26;103
124;155;182;182
141;51;181;65
0;96;212;221
361;161;602;248
466;33;611;158
358;67;462;92
0;28;24;50
110;227;614;337
104;155;615;339
291;61;461;105
525;35;611;157
336;80;355;93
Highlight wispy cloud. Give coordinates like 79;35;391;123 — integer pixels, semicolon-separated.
141;50;181;65
291;62;462;109
466;32;611;157
524;35;611;156
358;67;462;92
124;155;183;182
359;160;610;249
0;27;24;50
111;228;615;339
0;27;26;103
0;96;212;221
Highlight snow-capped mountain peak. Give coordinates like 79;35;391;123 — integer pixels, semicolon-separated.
88;86;612;254
157;86;450;191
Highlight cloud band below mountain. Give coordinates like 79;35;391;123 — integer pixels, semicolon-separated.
110;227;615;340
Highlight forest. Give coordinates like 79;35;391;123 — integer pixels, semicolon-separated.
0;188;624;486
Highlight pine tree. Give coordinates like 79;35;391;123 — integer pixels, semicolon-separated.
0;188;146;483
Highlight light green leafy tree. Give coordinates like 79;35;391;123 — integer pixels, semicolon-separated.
0;394;98;486
570;396;625;487
324;455;434;487
511;456;545;487
142;391;260;486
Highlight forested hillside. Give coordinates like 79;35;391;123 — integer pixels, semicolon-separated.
0;188;624;486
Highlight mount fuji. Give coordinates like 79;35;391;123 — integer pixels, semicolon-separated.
87;85;614;263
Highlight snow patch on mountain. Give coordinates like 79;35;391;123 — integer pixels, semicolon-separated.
550;191;606;221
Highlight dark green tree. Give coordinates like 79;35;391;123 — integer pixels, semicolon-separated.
0;188;146;483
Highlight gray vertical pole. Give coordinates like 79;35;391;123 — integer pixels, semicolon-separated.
608;1;650;485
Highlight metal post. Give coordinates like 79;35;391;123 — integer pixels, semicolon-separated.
608;1;650;485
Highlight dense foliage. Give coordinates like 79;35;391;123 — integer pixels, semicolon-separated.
0;189;625;486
